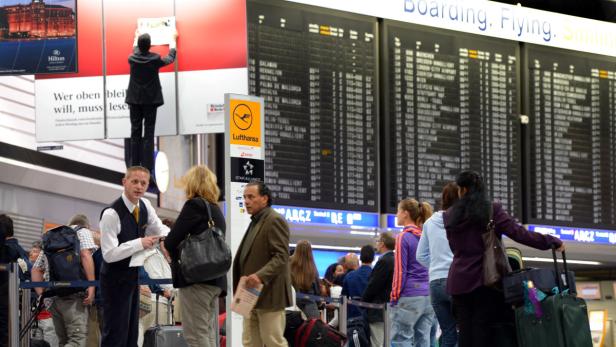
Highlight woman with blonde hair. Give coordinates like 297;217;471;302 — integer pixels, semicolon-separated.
290;240;322;319
165;165;226;347
390;198;435;347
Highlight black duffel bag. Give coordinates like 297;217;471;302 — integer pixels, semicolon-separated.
503;267;576;306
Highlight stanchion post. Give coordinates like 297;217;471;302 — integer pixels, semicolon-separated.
214;298;220;347
382;303;391;347
339;296;347;335
8;263;20;347
20;288;31;347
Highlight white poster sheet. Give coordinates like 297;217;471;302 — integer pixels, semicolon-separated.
137;17;176;46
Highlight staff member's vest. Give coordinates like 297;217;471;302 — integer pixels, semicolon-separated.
100;198;148;277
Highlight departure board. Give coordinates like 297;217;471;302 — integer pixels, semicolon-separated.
382;21;521;215
247;1;378;212
528;45;616;227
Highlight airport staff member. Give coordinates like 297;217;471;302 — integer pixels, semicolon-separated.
125;29;177;180
233;181;292;347
99;166;169;347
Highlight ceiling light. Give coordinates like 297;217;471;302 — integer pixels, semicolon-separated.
350;230;377;236
522;257;602;266
291;243;361;251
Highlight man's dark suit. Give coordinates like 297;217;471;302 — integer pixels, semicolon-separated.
125;46;176;173
362;251;394;323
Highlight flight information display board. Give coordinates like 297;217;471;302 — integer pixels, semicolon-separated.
382;21;521;215
247;0;378;212
528;45;616;228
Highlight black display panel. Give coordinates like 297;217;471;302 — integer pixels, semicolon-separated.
382;21;521;215
247;0;378;212
528;45;616;228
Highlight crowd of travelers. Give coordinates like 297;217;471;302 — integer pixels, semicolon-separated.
0;169;565;347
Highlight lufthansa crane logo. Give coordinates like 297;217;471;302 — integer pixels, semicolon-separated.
233;104;253;130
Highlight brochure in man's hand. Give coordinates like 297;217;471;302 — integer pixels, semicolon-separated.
231;277;263;318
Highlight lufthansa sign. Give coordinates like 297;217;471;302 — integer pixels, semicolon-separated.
229;98;262;147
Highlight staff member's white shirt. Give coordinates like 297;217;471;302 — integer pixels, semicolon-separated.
100;193;169;264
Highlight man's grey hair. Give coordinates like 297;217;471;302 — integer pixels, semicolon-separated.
68;214;90;229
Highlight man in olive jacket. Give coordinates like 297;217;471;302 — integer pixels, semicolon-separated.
233;181;292;347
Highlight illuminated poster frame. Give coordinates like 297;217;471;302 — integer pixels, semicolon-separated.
0;0;78;75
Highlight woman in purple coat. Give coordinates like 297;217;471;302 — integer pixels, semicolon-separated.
444;171;565;347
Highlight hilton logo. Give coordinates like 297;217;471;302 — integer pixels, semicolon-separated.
48;49;65;63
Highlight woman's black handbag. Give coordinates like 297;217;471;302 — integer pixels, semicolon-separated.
177;199;231;284
482;205;512;288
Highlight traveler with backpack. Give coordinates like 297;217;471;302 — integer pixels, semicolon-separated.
31;214;98;347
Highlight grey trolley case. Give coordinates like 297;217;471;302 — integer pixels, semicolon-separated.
143;294;189;347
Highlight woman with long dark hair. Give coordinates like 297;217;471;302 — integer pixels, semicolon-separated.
289;240;322;319
444;171;564;347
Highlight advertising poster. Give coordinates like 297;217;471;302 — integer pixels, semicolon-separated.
0;0;77;75
34;0;103;142
34;0;248;142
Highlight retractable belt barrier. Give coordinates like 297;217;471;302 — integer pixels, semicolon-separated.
294;292;341;304
20;278;173;289
346;298;386;310
7;272;391;347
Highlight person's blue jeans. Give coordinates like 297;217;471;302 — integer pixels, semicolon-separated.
390;296;435;347
429;314;438;347
430;278;458;347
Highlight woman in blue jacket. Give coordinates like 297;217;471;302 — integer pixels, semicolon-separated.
417;182;459;347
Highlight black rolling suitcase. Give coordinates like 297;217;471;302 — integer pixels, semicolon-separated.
143;294;189;347
515;249;592;347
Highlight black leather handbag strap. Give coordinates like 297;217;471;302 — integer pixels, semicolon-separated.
485;203;495;234
200;197;215;229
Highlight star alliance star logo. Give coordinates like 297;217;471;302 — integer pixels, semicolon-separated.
243;161;254;176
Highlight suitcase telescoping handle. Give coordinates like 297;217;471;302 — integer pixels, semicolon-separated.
551;246;572;293
154;292;173;326
155;293;160;326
